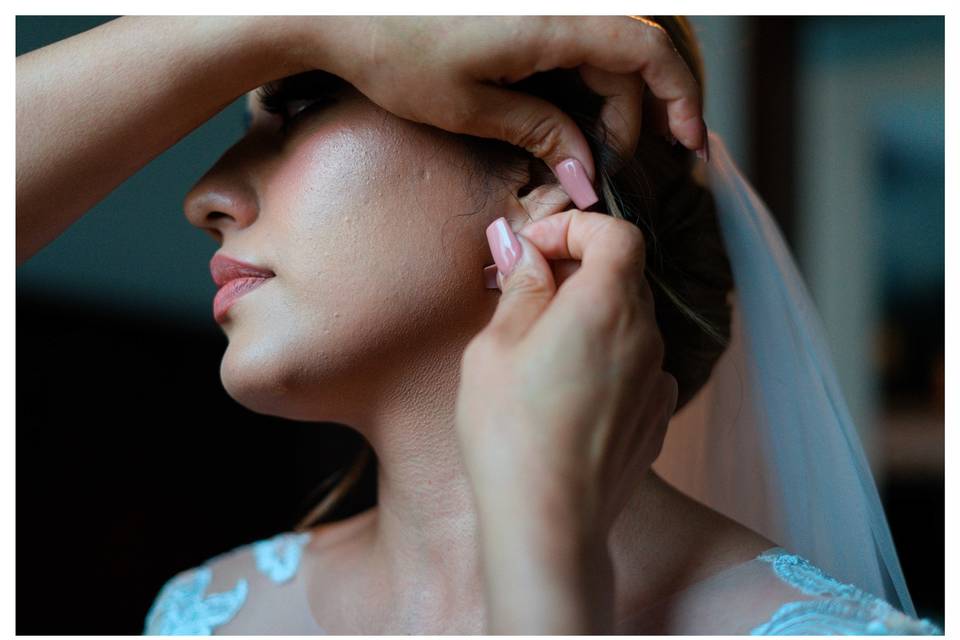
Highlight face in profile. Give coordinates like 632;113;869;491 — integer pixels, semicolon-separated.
183;74;512;425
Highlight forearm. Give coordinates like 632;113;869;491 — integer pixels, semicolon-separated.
15;16;311;265
474;493;615;634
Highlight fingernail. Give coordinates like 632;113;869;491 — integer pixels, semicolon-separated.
485;217;522;277
553;158;599;209
696;122;710;163
483;264;500;289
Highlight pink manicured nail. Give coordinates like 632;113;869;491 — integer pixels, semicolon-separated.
485;217;521;277
554;158;599;209
696;122;711;163
483;264;500;289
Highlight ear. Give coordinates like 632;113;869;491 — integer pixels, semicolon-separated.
483;160;579;290
488;180;581;291
516;183;573;224
507;158;574;232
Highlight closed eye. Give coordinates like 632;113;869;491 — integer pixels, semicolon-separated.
255;70;346;135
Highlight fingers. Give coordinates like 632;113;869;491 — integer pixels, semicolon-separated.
484;259;581;291
620;17;706;154
554;17;706;155
483;217;558;344
577;65;644;165
517;209;647;284
452;17;705;213
456;82;600;210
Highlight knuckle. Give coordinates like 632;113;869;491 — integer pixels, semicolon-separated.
579;273;628;329
638;18;672;48
618;218;647;250
511;111;564;160
504;267;552;298
608;219;647;276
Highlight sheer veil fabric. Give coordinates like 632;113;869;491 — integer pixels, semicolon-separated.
651;133;917;617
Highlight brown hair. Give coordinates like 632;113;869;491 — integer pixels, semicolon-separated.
293;16;733;532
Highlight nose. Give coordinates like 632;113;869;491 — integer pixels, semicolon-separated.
183;143;263;243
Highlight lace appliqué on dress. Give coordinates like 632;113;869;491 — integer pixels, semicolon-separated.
252;531;312;584
143;531;312;635
143;566;248;635
749;548;942;635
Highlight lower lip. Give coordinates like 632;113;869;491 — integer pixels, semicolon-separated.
214;277;273;323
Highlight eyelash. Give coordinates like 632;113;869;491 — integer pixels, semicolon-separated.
256;82;337;134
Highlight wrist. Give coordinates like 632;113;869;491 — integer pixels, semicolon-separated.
210;16;314;87
467;458;607;544
478;514;615;633
254;16;371;84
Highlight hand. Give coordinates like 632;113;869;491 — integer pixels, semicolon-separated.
458;209;678;541
454;211;679;632
293;16;707;208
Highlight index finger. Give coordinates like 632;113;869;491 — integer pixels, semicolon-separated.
518;209;647;287
554;16;706;154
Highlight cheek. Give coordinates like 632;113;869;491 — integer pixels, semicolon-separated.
273;127;471;319
227;123;496;404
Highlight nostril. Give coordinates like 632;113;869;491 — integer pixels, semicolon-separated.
208;211;230;222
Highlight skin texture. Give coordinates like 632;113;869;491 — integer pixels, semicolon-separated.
14;16;751;633
187;86;502;421
457;211;681;632
17;16;706;267
184;84;775;634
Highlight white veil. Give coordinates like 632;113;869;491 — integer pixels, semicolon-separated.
652;132;917;617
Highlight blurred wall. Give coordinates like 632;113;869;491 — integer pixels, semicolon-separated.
794;17;944;462
689;16;750;175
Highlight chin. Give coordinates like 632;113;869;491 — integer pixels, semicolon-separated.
216;333;365;423
218;346;296;418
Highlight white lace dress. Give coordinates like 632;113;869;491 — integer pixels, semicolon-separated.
143;532;942;635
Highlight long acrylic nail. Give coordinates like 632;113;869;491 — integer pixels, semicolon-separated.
696;122;711;163
485;217;522;277
554;158;599;209
483;264;500;289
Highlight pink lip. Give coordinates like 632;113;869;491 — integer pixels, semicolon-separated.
210;253;276;323
213;276;272;323
210;253;275;287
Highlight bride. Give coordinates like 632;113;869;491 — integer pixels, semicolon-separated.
16;16;941;635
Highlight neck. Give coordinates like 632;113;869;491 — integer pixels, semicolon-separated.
359;343;487;627
327;342;705;631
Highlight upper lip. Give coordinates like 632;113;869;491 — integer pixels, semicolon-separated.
210;253;276;288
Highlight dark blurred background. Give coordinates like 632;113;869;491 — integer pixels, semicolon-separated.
16;16;944;633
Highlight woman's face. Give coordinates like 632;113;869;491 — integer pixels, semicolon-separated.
183;79;520;423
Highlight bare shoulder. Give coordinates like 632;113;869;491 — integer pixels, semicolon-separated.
612;478;942;634
611;472;778;597
610;472;783;634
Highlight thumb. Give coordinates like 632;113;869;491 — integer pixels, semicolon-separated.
484;217;557;344
460;83;600;209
